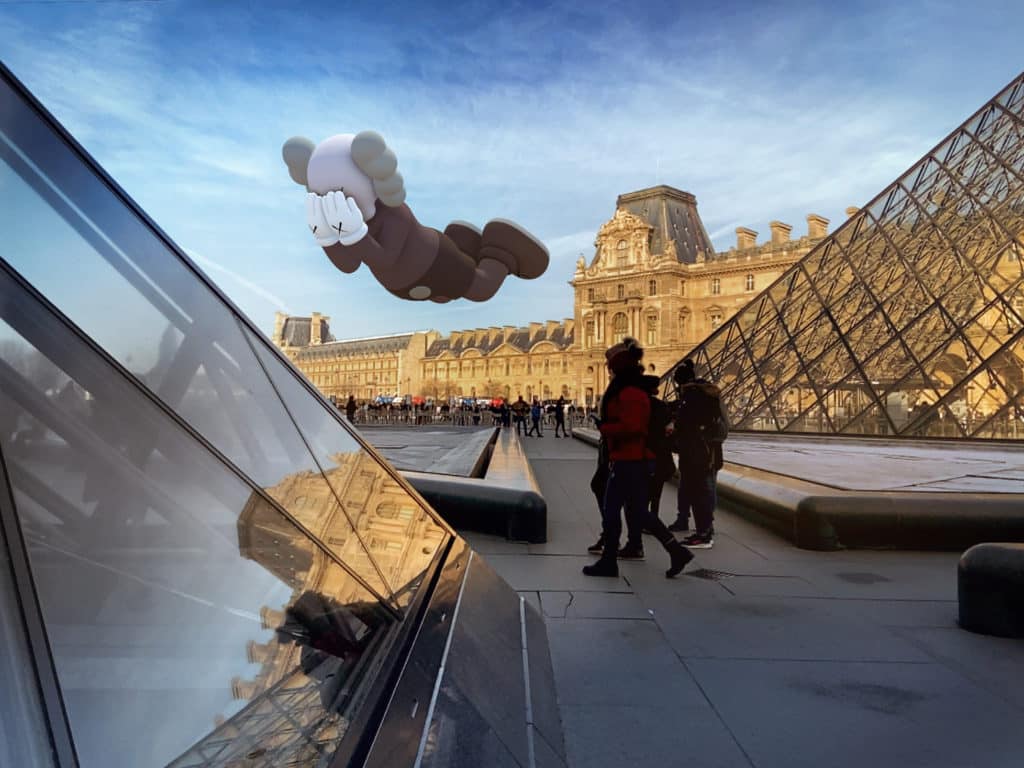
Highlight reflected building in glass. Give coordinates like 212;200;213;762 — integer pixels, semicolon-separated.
665;72;1024;440
0;63;565;768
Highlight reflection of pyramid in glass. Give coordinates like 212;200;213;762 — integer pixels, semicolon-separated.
0;66;451;766
668;73;1024;440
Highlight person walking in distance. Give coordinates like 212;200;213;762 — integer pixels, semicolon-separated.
583;338;693;578
553;395;568;437
513;395;529;436
670;359;727;548
527;398;544;437
345;395;357;424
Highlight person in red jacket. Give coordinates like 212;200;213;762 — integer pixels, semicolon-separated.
583;338;693;578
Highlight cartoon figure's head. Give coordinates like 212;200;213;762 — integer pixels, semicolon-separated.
282;132;406;221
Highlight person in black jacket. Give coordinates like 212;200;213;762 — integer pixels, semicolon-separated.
670;360;723;549
638;375;676;537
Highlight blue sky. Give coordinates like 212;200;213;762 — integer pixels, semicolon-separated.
1;0;1020;339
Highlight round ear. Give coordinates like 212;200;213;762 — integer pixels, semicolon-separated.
282;136;316;186
352;130;406;207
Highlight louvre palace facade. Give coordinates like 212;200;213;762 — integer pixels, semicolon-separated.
274;185;834;405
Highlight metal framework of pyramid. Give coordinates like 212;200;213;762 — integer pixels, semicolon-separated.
666;72;1024;440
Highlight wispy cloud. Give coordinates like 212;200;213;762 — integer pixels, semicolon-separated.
186;249;292;315
1;0;1020;339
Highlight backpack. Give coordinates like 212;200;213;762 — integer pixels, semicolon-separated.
672;382;727;468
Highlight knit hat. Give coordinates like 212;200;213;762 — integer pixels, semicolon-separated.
673;359;696;384
605;337;643;375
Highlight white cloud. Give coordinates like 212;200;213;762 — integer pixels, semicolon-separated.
2;1;1019;340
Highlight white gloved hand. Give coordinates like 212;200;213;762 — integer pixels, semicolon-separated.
306;193;339;247
322;190;368;246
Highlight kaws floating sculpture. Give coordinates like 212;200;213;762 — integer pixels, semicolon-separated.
282;131;549;303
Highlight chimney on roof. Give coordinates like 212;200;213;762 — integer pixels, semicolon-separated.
806;214;829;240
503;325;518;340
846;206;860;218
770;221;792;246
310;312;323;345
546;320;560;336
735;227;757;250
273;311;286;345
528;322;542;340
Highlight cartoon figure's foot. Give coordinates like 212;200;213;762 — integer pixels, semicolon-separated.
479;219;549;279
444;221;483;260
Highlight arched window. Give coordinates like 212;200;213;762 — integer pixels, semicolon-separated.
612;313;629;343
617;284;624;300
648;279;657;296
376;501;398;519
745;274;755;291
617;239;627;250
646;315;657;346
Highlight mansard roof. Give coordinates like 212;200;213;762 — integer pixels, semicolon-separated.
294;332;415;360
424;322;574;359
616;185;716;264
280;316;334;347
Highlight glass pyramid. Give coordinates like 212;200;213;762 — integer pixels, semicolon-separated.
0;63;453;766
666;72;1024;440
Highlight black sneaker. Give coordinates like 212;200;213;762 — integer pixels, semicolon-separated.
682;531;714;549
586;536;605;554
666;541;694;578
617;543;645;560
582;557;619;577
667;520;690;534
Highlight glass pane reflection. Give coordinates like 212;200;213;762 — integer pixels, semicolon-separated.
0;521;56;767
0;287;397;768
0;75;395;604
244;326;450;609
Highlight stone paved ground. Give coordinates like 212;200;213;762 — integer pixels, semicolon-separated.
464;433;1024;768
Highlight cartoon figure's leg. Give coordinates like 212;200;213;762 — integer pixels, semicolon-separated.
479;219;549;279
441;220;549;302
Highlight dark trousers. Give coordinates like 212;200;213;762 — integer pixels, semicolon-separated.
676;467;716;533
527;417;542;436
648;474;667;520
515;416;527;435
554;417;567;437
598;460;679;558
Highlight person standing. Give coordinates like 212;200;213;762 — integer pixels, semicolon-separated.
527;398;544;437
638;375;676;537
553;395;568;437
583;338;692;578
345;395;357;424
670;359;725;548
512;396;528;435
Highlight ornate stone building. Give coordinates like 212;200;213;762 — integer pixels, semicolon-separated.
274;185;832;405
571;185;829;402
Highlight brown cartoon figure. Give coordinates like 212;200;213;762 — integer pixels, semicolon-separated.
282;131;549;303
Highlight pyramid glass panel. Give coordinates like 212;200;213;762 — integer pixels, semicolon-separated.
669;72;1024;440
0;281;400;768
243;326;449;609
0;64;466;607
0;521;55;767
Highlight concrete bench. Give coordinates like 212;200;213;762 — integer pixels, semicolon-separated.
404;428;547;543
958;543;1024;638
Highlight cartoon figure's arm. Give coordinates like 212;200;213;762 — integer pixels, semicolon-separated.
316;190;399;270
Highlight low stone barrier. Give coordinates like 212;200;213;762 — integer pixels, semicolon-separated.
403;428;547;543
958;543;1024;637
